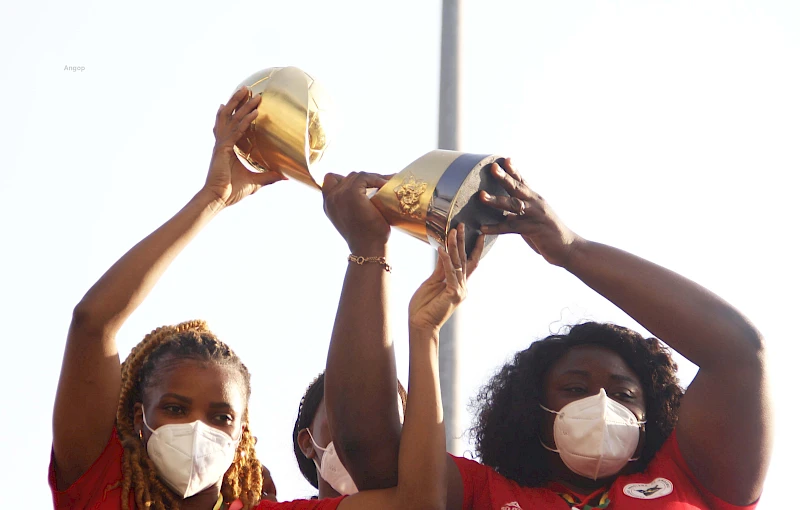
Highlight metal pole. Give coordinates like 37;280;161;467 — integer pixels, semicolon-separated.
438;0;462;456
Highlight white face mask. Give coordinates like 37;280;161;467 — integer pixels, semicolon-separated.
306;429;359;495
142;410;241;499
540;388;645;480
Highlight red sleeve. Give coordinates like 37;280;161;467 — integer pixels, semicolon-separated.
49;429;126;509
450;454;491;510
665;432;760;510
255;496;346;510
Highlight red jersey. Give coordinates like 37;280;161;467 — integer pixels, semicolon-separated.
453;431;759;510
49;429;344;510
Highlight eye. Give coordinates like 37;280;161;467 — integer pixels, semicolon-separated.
163;404;185;415
214;414;234;425
563;386;587;394
612;391;635;400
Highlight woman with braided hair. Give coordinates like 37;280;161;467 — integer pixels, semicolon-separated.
51;83;470;510
51;87;286;510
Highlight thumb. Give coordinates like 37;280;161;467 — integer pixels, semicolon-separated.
322;173;344;196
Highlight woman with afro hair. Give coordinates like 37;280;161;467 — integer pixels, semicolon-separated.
321;158;772;509
50;86;469;510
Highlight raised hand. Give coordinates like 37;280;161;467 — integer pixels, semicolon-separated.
322;172;393;253
479;158;584;267
408;224;470;334
203;87;287;208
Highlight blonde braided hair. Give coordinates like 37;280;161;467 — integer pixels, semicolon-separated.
114;320;263;509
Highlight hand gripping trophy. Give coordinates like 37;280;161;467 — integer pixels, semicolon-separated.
233;66;509;255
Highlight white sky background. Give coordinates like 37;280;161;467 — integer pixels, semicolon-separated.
0;0;798;507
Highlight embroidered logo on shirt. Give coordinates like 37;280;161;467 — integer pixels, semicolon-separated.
623;478;674;499
501;502;522;510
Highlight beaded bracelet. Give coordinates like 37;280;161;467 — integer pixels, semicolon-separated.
348;254;392;273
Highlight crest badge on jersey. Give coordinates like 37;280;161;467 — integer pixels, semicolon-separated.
501;502;522;510
623;478;674;499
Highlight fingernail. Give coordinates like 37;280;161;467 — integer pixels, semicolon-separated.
458;223;465;233
480;191;492;200
495;166;506;176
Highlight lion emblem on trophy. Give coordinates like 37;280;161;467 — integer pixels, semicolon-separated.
394;174;428;218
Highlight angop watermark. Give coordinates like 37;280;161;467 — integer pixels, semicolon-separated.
64;65;85;72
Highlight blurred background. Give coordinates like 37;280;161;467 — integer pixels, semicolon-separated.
0;1;797;507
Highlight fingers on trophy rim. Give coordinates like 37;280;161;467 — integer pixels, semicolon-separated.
232;95;261;123
457;224;467;274
491;161;528;198
500;157;523;181
355;171;389;189
446;226;465;277
222;87;247;115
440;238;459;287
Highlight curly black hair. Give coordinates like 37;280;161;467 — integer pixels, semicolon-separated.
469;321;684;487
292;371;408;490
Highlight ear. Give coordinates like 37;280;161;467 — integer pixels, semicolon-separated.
297;428;315;460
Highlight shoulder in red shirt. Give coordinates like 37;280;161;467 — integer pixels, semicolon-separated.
49;429;131;509
49;430;345;510
452;431;760;510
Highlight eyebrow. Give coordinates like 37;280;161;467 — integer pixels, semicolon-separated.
610;373;640;386
561;369;591;378
558;369;640;386
159;394;235;410
160;393;192;404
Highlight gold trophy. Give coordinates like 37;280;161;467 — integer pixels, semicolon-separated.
233;66;509;255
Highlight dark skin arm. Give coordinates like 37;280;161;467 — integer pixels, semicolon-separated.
481;158;771;505
51;89;285;489
321;174;482;500
335;227;469;510
321;171;399;490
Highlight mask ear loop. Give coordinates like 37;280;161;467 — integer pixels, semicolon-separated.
141;408;157;435
305;428;328;451
538;403;561;453
304;428;325;472
627;418;647;462
140;408;156;447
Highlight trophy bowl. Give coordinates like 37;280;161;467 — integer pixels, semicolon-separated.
233;66;509;255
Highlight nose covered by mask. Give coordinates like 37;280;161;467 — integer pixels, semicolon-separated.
142;410;241;499
307;430;359;495
540;388;645;480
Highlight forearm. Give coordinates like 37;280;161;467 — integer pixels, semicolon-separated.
72;189;223;337
564;239;764;369
326;245;402;489
396;327;445;509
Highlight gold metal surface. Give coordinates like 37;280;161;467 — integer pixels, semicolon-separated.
370;150;462;243
394;174;428;218
233;67;331;189
233;67;501;252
